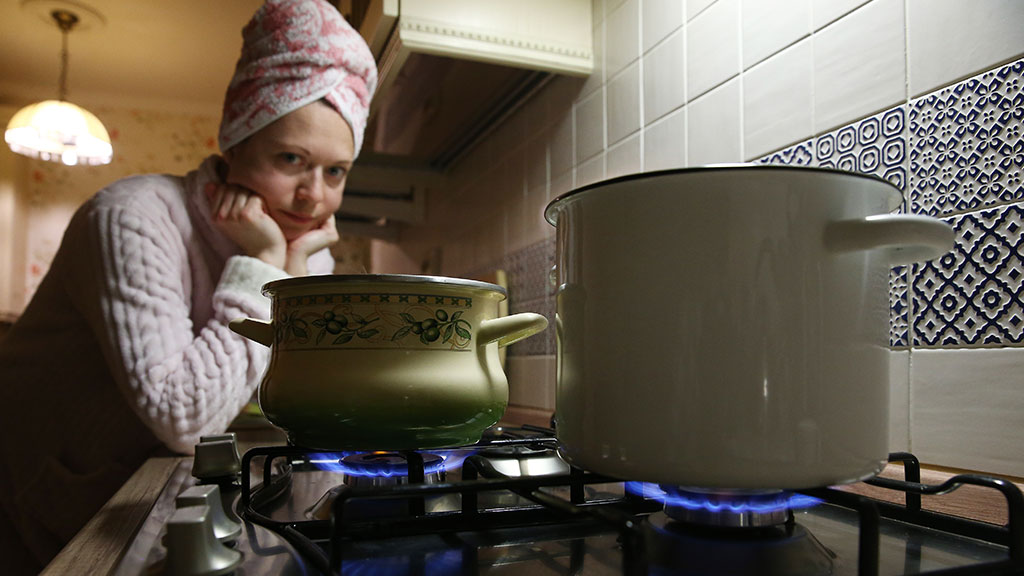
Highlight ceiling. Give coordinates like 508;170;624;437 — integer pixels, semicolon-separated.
0;0;265;115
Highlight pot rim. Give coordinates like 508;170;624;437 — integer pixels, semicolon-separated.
544;163;902;225
261;273;508;298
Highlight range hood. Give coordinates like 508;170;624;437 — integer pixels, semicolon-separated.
346;0;592;171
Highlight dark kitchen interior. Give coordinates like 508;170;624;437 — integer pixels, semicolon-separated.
1;0;1022;574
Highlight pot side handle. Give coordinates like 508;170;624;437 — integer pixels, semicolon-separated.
229;318;274;347
478;313;549;348
825;214;954;265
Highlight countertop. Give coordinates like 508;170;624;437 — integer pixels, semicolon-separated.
41;419;1023;575
40;424;285;576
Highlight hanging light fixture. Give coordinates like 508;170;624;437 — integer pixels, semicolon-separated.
5;8;113;166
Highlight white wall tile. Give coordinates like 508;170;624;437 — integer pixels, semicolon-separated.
593;0;606;24
811;0;869;31
642;0;685;54
644;106;687;171
510;140;549;251
889;350;910;453
576;152;606;187
606;0;641;77
605;0;627;17
607;62;641;145
506;188;528;253
552;169;573;198
910;348;1024;478
507;355;556;410
687;78;742;166
744;39;813;159
643;28;686;125
575;89;605;162
472;212;507;268
688;0;717;21
549;108;575;178
741;0;811;69
908;0;1024;97
440;237;467;276
522;182;552;248
813;0;906;133
525;137;548;192
687;0;741;100
606;132;642;178
581;18;605;98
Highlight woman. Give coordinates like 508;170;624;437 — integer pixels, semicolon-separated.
0;1;377;572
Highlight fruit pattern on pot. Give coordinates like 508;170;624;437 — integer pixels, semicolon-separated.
273;295;475;350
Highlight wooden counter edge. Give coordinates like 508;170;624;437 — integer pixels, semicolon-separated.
838;462;1024;526
42;456;184;576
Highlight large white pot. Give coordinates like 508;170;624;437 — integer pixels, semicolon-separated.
544;165;953;490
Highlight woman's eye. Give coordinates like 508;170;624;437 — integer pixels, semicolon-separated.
281;153;302;165
327;166;347;179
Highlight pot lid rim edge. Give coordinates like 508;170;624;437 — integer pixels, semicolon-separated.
261;274;508;298
543;163;903;225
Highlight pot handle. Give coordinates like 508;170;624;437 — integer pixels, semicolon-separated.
229;318;274;347
825;214;954;264
478;313;549;348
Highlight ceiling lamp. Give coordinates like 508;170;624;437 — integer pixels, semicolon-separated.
5;7;113;166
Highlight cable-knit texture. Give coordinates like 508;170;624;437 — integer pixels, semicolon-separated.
0;155;334;568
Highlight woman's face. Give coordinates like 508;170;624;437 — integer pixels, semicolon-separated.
223;101;354;241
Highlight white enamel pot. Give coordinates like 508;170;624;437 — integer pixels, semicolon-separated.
229;274;548;451
544;165;954;490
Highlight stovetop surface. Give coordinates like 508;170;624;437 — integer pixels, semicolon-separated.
114;430;1021;576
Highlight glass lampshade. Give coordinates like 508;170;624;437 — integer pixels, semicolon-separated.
5;99;113;166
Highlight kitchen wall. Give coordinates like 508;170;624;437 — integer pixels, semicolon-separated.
0;106;371;316
379;0;1024;478
0;104;222;315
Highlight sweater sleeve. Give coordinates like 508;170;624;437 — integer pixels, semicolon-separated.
80;196;286;455
308;246;336;275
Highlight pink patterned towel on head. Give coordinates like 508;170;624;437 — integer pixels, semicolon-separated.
219;0;378;156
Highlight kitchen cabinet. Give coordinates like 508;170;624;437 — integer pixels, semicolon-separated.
345;0;593;169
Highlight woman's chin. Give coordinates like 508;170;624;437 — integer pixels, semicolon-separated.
283;230;306;242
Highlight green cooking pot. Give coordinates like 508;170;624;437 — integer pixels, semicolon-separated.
229;274;548;450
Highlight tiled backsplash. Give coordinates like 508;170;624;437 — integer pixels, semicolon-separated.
389;0;1024;476
763;59;1024;349
454;55;1024;476
487;57;1024;355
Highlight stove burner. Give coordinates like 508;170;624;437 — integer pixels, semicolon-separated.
644;511;835;576
339;452;446;487
306;452;455;520
626;483;820;528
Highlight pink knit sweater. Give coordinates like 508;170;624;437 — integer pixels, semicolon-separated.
0;155;333;570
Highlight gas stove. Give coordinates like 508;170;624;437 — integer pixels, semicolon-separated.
113;427;1023;575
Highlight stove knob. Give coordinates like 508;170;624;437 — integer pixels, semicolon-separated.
163;505;242;576
176;485;242;542
192;434;241;481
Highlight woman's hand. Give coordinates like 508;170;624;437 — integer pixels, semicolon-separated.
205;182;288;269
284;214;339;276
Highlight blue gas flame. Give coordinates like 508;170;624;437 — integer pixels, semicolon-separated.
309;450;474;477
625;482;820;513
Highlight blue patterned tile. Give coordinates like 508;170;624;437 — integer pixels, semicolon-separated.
816;106;909;198
481;236;556;357
757;131;910;347
508;294;555;356
757;139;814;166
912;203;1024;347
811;107;911;347
909;59;1024;217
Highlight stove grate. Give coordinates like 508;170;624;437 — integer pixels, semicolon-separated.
238;438;1024;576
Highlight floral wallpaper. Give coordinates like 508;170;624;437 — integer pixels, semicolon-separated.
14;106;221;300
